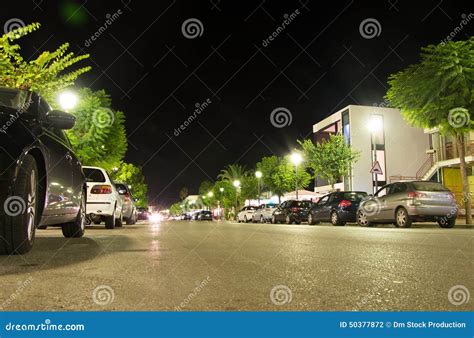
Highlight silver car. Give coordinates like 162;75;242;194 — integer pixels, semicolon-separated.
252;203;278;223
115;183;137;225
357;181;458;228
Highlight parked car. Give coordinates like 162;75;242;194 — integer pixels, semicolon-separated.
181;212;192;220
308;191;368;226
115;183;137;225
137;207;150;220
271;200;313;224
357;181;458;228
194;210;213;221
237;206;257;222
0;88;86;254
83;166;123;229
252;203;278;223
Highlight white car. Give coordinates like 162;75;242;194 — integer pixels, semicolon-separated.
252;203;278;223
83;166;123;229
237;206;257;223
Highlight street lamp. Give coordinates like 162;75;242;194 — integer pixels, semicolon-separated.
219;187;224;193
233;180;241;188
233;180;241;210
207;191;213;197
255;171;262;205
58;91;78;110
290;152;303;200
368;116;382;193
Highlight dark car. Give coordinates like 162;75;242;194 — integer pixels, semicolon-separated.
181;212;192;220
0;88;86;254
137;207;150;220
309;191;368;226
271;200;313;224
194;210;212;221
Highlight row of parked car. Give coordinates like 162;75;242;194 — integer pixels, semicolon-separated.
236;181;458;228
0;88;139;255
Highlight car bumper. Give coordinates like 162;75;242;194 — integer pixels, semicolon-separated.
407;205;458;219
86;202;114;217
337;209;357;223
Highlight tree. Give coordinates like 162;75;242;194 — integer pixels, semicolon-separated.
256;156;281;194
110;163;148;208
212;180;237;209
169;202;183;216
240;171;258;201
218;164;245;183
271;156;312;202
179;187;189;200
65;88;127;171
0;23;90;99
299;135;359;191
386;38;473;223
198;180;214;208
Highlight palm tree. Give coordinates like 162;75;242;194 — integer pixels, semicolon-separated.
218;164;246;182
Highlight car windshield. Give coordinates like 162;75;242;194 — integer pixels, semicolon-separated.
291;201;312;208
0;89;30;110
83;168;106;182
342;192;368;201
266;204;277;208
412;182;448;192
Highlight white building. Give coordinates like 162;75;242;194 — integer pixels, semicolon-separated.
312;105;430;194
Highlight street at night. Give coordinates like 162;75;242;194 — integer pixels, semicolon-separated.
1;221;472;311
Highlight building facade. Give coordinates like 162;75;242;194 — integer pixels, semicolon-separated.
312;105;430;194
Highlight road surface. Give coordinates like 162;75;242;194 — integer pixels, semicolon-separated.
0;220;472;311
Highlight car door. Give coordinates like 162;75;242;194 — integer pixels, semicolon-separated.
313;195;329;221
320;193;337;220
37;99;76;216
274;202;286;221
384;182;407;221
374;185;391;221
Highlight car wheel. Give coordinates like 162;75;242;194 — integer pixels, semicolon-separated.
105;207;115;229
357;210;372;227
331;211;346;226
115;209;123;228
438;218;455;228
0;155;39;255
62;192;86;238
285;215;292;224
126;216;134;225
271;215;277;224
93;221;101;225
395;207;412;228
260;216;264;223
244;216;248;223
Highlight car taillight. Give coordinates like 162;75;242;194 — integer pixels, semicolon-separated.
91;185;112;194
123;192;131;201
338;200;352;208
291;207;300;212
407;192;426;198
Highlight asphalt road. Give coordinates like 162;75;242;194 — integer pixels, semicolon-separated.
0;220;472;311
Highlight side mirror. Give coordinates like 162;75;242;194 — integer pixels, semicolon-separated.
46;110;76;130
117;188;127;195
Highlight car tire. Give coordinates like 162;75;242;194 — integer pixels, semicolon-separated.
62;192;86;238
438;218;456;228
331;211;346;226
260;216;264;224
126;216;134;225
285;215;292;224
0;155;39;255
105;207;115;229
93;221;101;225
357;210;372;227
244;216;248;223
115;210;123;228
271;215;277;224
395;207;412;228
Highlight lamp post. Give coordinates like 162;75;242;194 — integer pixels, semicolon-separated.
368;116;382;193
290;152;303;200
255;170;262;205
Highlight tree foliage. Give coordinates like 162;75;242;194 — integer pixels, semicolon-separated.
110;162;148;208
218;164;245;183
271;156;312;199
299;134;359;190
0;23;91;99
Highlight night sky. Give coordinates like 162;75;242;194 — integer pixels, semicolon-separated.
3;0;472;206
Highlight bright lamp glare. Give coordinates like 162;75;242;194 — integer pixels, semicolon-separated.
290;152;303;165
368;116;382;132
233;180;241;188
149;213;162;223
207;191;213;197
58;91;78;110
255;171;262;178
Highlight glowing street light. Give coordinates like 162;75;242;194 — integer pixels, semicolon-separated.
233;180;241;188
255;171;263;204
58;91;78;110
219;187;224;193
290;152;303;200
207;191;213;197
